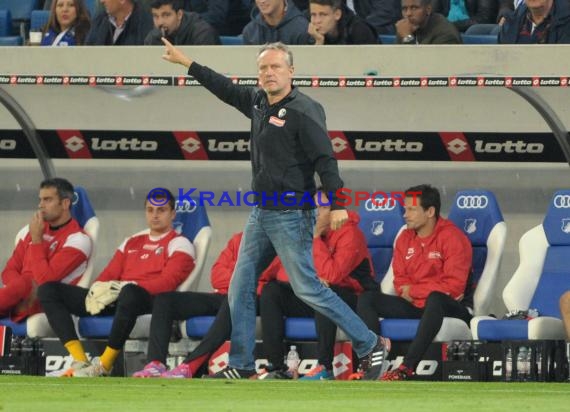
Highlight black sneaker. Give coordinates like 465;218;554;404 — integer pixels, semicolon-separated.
359;335;391;380
204;367;257;379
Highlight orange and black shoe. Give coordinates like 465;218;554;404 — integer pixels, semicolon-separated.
380;364;413;381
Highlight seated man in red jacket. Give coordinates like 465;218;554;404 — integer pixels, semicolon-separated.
357;184;473;380
0;178;91;322
260;190;379;380
132;232;279;378
38;188;195;377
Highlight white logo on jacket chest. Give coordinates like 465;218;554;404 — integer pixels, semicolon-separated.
278;108;287;118
405;248;415;260
428;251;442;259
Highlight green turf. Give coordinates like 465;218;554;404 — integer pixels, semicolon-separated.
0;377;568;412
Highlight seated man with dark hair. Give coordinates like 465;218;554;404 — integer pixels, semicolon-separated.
38;189;195;377
307;0;378;44
357;184;473;380
395;0;462;43
0;178;91;322
145;0;220;45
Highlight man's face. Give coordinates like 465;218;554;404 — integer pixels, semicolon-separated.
403;196;432;232
100;0;122;17
38;187;68;223
145;202;176;235
257;49;294;97
401;0;431;27
255;0;284;18
151;4;184;36
525;0;552;11
310;4;342;36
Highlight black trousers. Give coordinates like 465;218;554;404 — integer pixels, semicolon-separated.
146;291;225;363
357;290;472;369
260;280;357;370
37;281;153;349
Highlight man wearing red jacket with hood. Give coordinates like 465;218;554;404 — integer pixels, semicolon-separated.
260;190;379;379
357;184;473;380
0;178;91;322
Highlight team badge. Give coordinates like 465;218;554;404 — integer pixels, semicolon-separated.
278;108;287;118
464;218;477;234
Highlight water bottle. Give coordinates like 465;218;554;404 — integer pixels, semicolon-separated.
505;348;513;381
10;336;22;357
536;349;542;381
286;345;300;379
517;346;529;381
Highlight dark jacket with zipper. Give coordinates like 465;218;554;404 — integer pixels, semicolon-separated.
188;62;344;210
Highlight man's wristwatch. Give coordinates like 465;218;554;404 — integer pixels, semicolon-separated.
402;34;415;44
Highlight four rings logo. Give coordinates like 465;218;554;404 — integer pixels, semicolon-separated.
175;199;197;213
456;195;489;209
365;198;396;211
553;195;570;209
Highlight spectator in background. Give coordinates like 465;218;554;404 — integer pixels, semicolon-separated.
307;0;378;44
350;0;401;34
357;185;473;381
498;0;570;43
0;178;91;322
431;0;497;32
38;189;195;377
85;0;154;45
41;0;92;45
260;191;378;380
242;0;311;44
395;0;462;43
145;0;220;44
132;232;279;378
182;0;252;35
560;291;570;340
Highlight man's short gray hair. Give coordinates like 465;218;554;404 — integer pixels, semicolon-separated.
257;42;294;67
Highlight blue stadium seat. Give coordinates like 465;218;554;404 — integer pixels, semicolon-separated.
461;34;498;44
379;34;396;44
381;190;506;341
85;0;97;17
220;35;244;45
472;190;570;341
0;9;11;36
30;9;48;31
0;187;99;338
0;35;21;45
0;0;39;37
79;197;212;339
465;24;499;35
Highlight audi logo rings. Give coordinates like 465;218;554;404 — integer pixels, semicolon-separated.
364;197;396;211
554;194;570;209
456;195;489;209
175;199;197;213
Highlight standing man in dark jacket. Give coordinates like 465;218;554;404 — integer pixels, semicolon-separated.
145;0;220;44
160;39;391;381
307;0;378;44
86;0;154;45
499;0;570;43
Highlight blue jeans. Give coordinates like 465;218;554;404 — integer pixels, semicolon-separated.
227;207;377;370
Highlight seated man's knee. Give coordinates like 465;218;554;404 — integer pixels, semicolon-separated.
424;291;448;308
37;281;63;302
116;284;144;308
